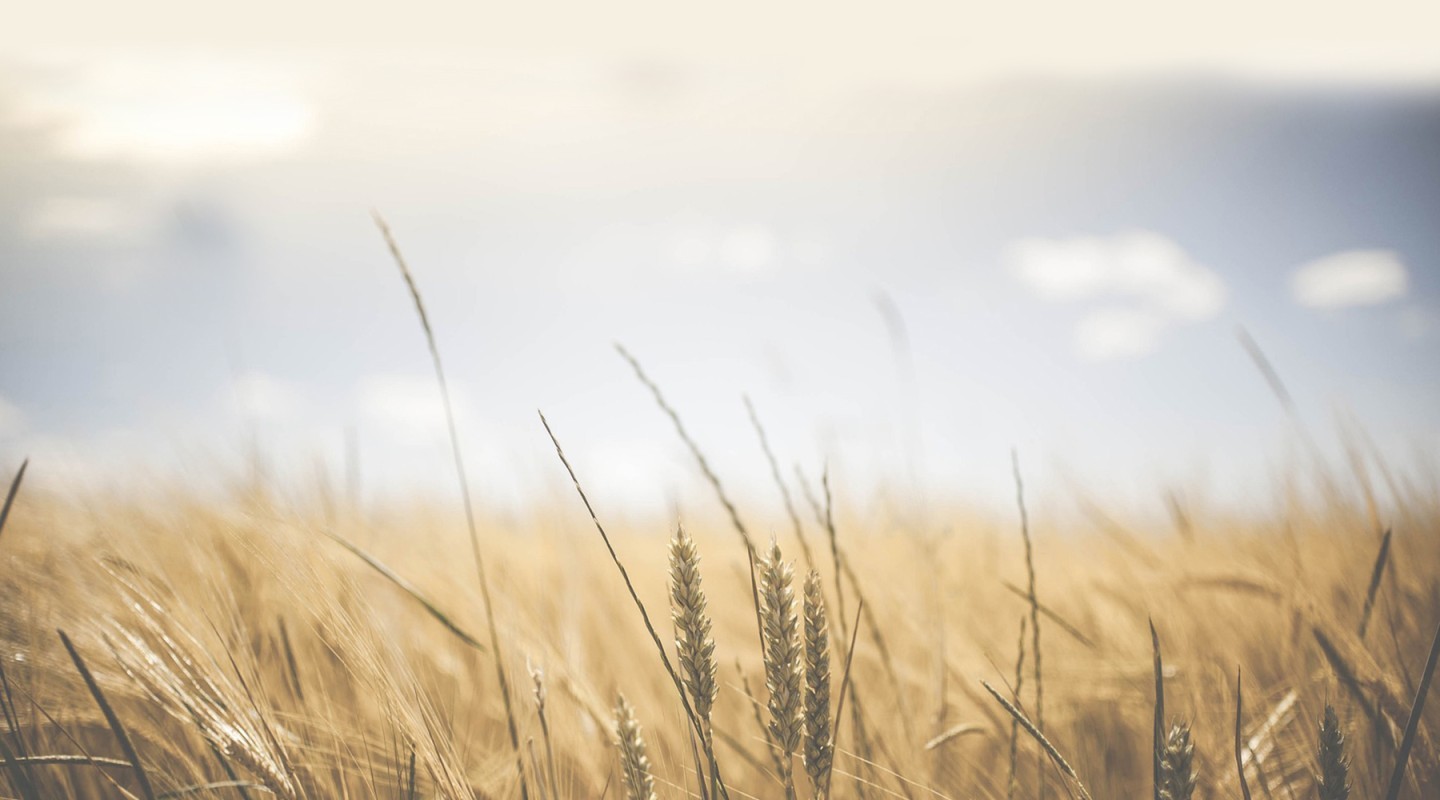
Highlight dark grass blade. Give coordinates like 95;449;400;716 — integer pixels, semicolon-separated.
12;679;140;799
1150;620;1164;800
1235;668;1252;800
322;531;486;652
0;458;28;543
825;602;864;800
1383;621;1440;800
58;630;157;800
1357;529;1392;640
1313;626;1396;750
1013;451;1045;800
406;747;416;800
0;734;42;800
0;657;40;799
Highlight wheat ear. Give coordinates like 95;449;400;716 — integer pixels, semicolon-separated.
614;694;657;800
670;526;718;729
669;524;723;798
530;660;561;800
1159;722;1196;800
759;540;803;800
802;569;833;799
1317;704;1350;800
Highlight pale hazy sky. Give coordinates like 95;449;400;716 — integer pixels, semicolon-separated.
2;11;1438;516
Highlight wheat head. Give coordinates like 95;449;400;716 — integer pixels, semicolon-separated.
1318;705;1351;800
802;568;834;798
613;693;657;800
669;525;718;729
1159;722;1196;800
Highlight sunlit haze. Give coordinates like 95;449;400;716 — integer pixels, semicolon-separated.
3;6;1439;516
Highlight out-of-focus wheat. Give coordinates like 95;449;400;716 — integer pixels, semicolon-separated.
614;694;657;800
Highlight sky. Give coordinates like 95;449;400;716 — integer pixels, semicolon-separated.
2;7;1439;518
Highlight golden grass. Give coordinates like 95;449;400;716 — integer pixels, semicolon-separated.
0;471;1435;799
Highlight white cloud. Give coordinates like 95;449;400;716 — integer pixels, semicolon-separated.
1074;308;1167;361
721;225;777;273
356;375;463;438
1290;250;1408;309
26;195;153;242
230;371;302;421
0;395;25;438
1007;231;1226;360
12;53;315;164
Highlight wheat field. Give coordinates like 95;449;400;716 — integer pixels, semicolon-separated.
0;421;1437;800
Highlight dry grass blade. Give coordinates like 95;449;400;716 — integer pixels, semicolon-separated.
539;410;731;799
1007;616;1027;800
1357;529;1392;639
980;681;1092;800
1234;668;1252;800
1236;326;1297;416
58;630;157;800
373;211;529;800
737;663;786;781
0;458;27;543
615;343;756;554
322;531;486;651
922;724;984;752
999;582;1096;650
6;754;132;768
1012;451;1044;795
744;395;816;571
157;781;273;798
1383;621;1440;800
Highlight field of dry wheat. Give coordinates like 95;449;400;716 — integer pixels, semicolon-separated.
0;438;1436;800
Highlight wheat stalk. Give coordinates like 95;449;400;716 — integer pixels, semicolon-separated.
1013;451;1045;800
373;213;529;800
802;569;834;799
